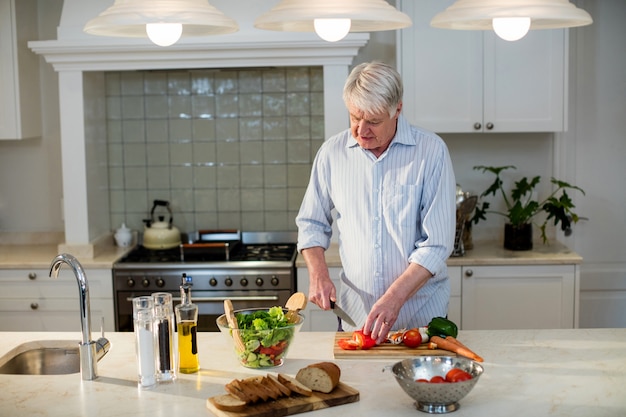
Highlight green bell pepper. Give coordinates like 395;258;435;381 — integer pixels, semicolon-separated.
426;317;458;338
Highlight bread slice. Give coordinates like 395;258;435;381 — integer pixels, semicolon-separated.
224;380;249;403
230;379;259;403
267;373;292;397
207;394;247;412
245;376;280;400
277;373;313;397
295;362;341;393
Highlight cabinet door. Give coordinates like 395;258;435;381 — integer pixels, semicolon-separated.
397;0;566;133
0;0;41;140
462;265;577;330
484;29;566;132
0;268;115;331
447;266;462;328
398;0;483;133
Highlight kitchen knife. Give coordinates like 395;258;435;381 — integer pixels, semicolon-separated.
330;300;356;327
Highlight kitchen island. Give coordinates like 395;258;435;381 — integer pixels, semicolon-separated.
1;329;624;417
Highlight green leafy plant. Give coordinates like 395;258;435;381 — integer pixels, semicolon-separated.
471;165;585;243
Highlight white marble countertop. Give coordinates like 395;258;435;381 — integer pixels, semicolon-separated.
296;240;582;268
1;329;624;416
0;243;130;269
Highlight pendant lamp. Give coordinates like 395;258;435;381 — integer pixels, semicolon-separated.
431;0;592;42
84;0;238;47
254;0;412;43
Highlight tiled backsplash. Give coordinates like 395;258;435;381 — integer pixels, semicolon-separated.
105;67;324;235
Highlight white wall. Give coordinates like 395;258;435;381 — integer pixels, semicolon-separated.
567;0;626;328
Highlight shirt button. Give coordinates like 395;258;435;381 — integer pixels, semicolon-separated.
374;243;380;249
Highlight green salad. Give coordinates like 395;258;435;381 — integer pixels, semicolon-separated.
234;306;297;368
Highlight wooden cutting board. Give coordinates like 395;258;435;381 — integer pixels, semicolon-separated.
206;382;359;417
333;333;455;359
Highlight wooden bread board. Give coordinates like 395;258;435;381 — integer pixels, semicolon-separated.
206;382;359;417
333;332;456;359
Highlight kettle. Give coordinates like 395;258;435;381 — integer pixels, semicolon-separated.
142;200;181;250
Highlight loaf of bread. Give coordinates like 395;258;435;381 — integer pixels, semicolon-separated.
295;362;341;393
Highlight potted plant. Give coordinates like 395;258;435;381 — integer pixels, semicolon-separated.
471;165;585;250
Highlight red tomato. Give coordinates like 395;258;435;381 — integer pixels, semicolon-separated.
445;369;472;383
353;330;377;349
429;376;446;383
402;328;423;348
415;378;430;383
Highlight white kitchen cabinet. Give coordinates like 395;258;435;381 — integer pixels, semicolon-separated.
461;264;579;330
579;270;626;328
397;0;566;133
0;0;42;140
0;268;115;332
447;266;462;328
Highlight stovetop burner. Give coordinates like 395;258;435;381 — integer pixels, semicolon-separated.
116;243;297;264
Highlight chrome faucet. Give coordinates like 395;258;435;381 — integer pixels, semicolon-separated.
49;253;110;380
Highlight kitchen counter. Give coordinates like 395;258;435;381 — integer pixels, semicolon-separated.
1;329;624;417
296;240;582;268
0;243;131;269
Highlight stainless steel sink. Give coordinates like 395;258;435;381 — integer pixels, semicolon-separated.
0;340;80;375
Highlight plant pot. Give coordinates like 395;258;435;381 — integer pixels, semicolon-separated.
504;223;533;251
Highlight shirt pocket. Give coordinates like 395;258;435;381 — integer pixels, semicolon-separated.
382;184;421;231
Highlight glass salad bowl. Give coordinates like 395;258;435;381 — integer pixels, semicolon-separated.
216;307;304;369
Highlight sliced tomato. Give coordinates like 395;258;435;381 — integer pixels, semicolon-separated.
337;338;360;350
353;330;377;349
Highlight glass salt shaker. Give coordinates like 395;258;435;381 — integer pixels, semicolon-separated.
132;296;156;388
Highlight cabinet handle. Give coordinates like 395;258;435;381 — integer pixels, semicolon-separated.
30;302;39;310
486;122;494;130
28;272;37;280
473;122;481;130
464;269;474;277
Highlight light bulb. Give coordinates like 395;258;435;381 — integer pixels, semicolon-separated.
492;17;531;42
313;18;351;42
146;23;183;47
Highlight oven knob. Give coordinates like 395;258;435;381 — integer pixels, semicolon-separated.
225;277;233;286
126;278;135;288
142;278;150;288
240;278;249;287
255;277;264;286
155;278;165;288
271;276;279;286
209;278;218;287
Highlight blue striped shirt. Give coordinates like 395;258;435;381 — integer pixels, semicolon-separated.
296;114;456;330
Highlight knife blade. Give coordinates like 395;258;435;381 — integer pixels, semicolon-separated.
330;300;356;327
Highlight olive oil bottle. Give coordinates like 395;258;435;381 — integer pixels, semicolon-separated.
175;273;199;373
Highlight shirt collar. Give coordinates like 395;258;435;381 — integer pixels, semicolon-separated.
346;113;414;149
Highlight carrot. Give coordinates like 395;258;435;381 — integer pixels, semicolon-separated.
429;335;484;362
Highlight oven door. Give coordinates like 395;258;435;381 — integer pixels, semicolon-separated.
116;289;293;332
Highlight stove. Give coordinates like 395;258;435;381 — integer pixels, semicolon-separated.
112;231;298;332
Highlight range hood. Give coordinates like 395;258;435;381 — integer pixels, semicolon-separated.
29;0;368;257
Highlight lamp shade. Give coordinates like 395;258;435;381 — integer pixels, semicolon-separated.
431;0;592;31
254;0;412;33
84;0;239;39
